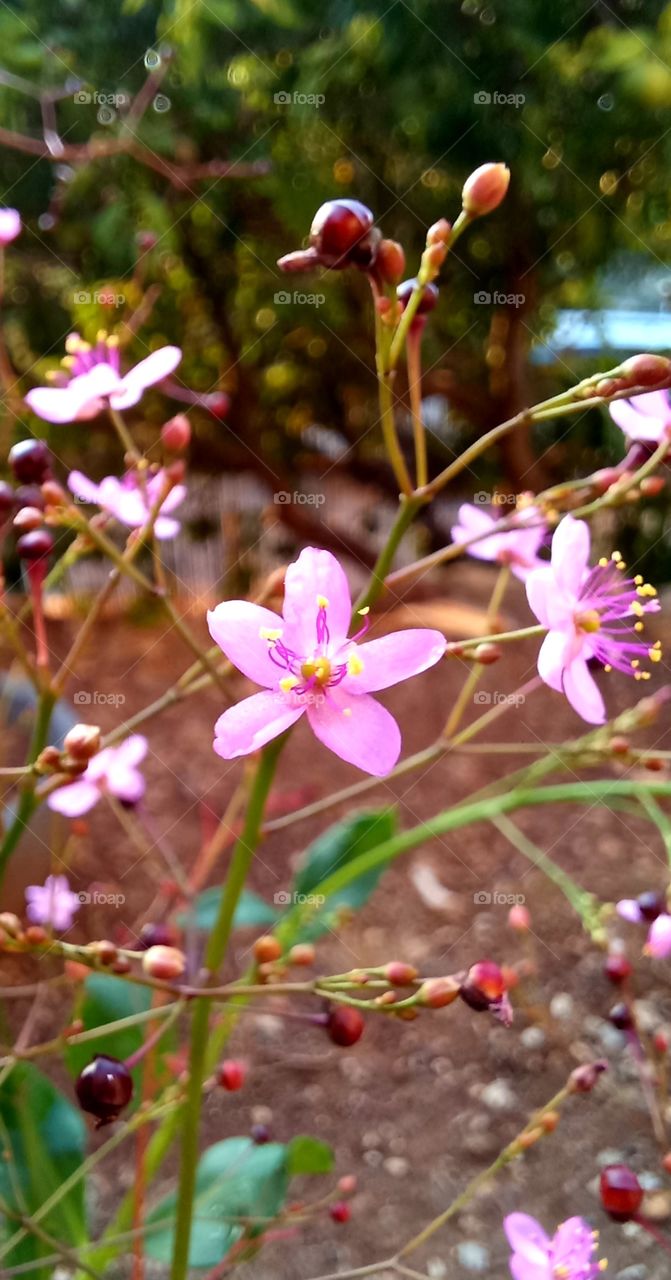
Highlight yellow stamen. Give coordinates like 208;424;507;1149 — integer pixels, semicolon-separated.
347;653;364;677
316;594;329;609
598;557;609;568
577;609;601;633
631;601;644;618
279;675;298;693
342;708;352;717
358;606;370;616
634;622;644;632
259;627;282;641
650;646;662;663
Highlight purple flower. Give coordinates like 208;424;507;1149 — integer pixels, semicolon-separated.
0;208;21;247
451;502;546;581
68;468;186;539
617;898;671;958
25;874;80;931
609;389;671;444
207;547;446;777
25;334;181;424
48;736;148;817
503;1212;603;1280
526;515;661;724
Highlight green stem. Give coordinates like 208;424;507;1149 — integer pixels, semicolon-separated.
169;735;286;1280
354;493;423;615
0;688;55;885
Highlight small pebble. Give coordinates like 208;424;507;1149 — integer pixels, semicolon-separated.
480;1079;517;1111
520;1026;546;1050
456;1241;490;1272
550;993;574;1020
384;1156;409;1177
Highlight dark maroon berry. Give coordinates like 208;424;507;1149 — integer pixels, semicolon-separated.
397;278;439;314
637;891;664;922
16;529;53;562
251;1123;271;1144
75;1054;133;1125
605;953;632;985
15;484;46;511
8;439;52;485
138;922;178;950
459;961;506;1012
599;1164;643;1221
309;200;377;269
0;482;15;516
326;1005;365;1047
609;1002;634;1031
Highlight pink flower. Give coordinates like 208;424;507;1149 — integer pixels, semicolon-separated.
25;874;80;931
451;503;546;581
0;208;21;246
207;547;446;776
25;333;181;424
68;468;186;539
48;736;148;817
617;898;671;958
609;389;671;444
526;515;660;724
503;1212;603;1280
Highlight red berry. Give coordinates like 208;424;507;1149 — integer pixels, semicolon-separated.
397;278;438;315
326;1005;365;1047
218;1059;246;1091
309;199;377;269
16;529;53;562
329;1201;351;1224
75;1055;133;1125
9;439;52;484
459;961;506;1012
605;953;632;985
599;1164;643;1221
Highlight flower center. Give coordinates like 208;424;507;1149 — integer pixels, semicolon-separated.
260;597;369;701
576;609;601;634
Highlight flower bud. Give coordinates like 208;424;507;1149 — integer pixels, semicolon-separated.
330;1201;351;1224
376;239;406;285
620;353;671;387
326;1005;365;1046
63;723;102;762
309;199;378;269
459;960;506;1011
337;1174;357;1196
654;1030;669;1055
640;476;666;498
472;642;502;666
508;904;531;931
253;935;282;964
90;939;118;966
161;414;191;453
217;1059;246;1091
384;961;418;986
16;529;53;563
397;278;439;315
426;218;451;246
41;479;67;507
24;925;48;944
417;976;460;1008
288;943;316;967
142;945;186;980
0;912;23;938
568;1059;608;1094
462;163;510;217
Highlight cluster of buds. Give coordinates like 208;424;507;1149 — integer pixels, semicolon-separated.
252;933;316;981
37;722;102;778
1;439;57;573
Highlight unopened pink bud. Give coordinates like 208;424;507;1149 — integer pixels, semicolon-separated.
620;353;671;387
384;961;418;986
462;163;510;217
508;904;531;931
161;414;191;453
426;218;451;246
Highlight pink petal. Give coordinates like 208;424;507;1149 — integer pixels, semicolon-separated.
646;914;671;958
503;1214;550;1262
283;548;352;651
550;516;590;596
154;516;181;539
526;567;555;628
562;656;605;724
208;601;290;689
26;385;92;424
617;898;643;923
536;630;570;693
346;629;446;693
47;779;101;816
101;479;147;526
111;346;182;409
509;1255;549;1280
113;736;148;769
213;691;304;758
306;689;401;776
609;398;666;442
551;1217;596;1269
0;208;21;245
108;767;145;804
68;471;102;504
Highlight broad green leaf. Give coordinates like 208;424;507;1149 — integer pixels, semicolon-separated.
145;1138;288;1267
287;1135;334;1176
282;809;397;940
65;973;152;1084
0;1063;87;1274
179;887;279;932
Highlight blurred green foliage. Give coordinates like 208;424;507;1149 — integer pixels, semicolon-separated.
1;0;670;498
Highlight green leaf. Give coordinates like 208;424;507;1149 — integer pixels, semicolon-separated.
145;1138;288;1267
283;809;397;940
0;1063;87;1273
178;887;279;932
65;973;152;1083
286;1135;334;1176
